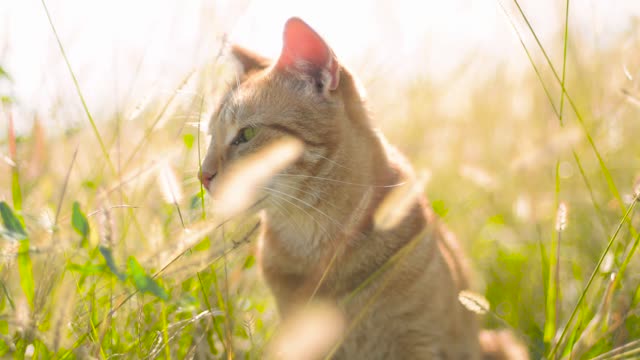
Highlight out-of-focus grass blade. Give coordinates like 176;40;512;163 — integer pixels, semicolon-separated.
8;114;23;214
431;199;448;218
0;202;33;307
18;236;34;310
98;246;126;281
243;254;256;269
157;162;183;204
183;133;195;150
0;202;27;241
67;263;107;276
127;256;169;301
544;163;562;344
11;169;22;214
212;137;303;217
374;170;429;230
40;0;115;175
1;95;13;105
71;201;90;239
0;66;11;81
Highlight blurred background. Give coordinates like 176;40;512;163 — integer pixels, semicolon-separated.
1;0;640;359
2;0;639;133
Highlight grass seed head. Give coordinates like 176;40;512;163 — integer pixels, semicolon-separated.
555;202;568;232
458;290;490;315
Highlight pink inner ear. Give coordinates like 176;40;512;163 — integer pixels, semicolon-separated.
276;17;339;90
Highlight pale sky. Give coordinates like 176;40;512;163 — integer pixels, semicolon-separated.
1;0;639;134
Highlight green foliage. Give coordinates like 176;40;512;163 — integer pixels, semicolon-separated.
99;246;126;281
243;254;256;269
0;66;11;81
0;202;34;308
127;256;169;301
431;199;449;218
0;201;26;240
71;201;90;241
17;240;35;308
1;66;15;105
183;133;195;149
0;95;13;105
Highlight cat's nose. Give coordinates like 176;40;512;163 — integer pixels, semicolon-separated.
198;170;217;190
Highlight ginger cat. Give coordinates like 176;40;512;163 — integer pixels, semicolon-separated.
199;17;528;360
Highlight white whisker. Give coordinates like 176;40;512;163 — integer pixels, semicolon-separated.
273;174;405;188
268;197;313;241
262;188;331;240
306;148;355;173
262;187;350;236
272;182;338;211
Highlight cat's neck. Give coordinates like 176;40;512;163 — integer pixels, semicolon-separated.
258;128;424;313
263;128;396;262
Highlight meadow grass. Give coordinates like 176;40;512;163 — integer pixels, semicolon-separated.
1;1;640;359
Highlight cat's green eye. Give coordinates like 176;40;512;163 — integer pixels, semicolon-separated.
232;126;258;146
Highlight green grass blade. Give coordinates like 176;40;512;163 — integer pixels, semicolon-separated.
558;0;570;125
544;1;570;348
496;0;559;116
127;256;169;301
572;150;607;230
544;161;561;345
99;246;126;281
0;201;33;312
510;0;628;219
0;202;27;240
40;2;152;248
11;171;22;216
197;272;222;355
40;0;151;246
210;263;232;356
40;0;115;176
1;280;15;310
196;95;207;221
548;200;638;359
71;201;90;239
610;195;640;293
161;303;172;360
7;115;22;214
17;240;34;309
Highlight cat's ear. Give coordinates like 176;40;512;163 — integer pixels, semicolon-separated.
275;17;340;92
231;44;271;75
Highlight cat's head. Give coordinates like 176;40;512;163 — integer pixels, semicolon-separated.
199;17;369;214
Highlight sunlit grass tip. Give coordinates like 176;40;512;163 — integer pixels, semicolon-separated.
458;290;490;315
158;162;184;204
555;202;568;232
